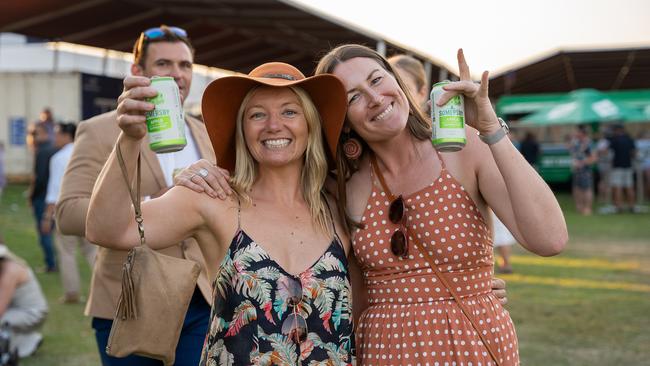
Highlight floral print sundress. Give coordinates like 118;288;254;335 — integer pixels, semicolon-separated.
200;200;355;366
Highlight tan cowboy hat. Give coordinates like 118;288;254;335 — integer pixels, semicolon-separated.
201;62;347;172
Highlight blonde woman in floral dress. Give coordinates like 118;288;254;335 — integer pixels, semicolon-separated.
86;62;355;365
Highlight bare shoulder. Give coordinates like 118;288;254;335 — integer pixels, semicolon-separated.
349;154;371;186
442;127;485;171
439;126;487;200
346;155;373;220
463;125;490;160
156;186;240;246
168;185;239;215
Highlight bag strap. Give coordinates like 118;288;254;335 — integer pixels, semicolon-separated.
114;141;144;320
370;153;502;366
116;142;145;246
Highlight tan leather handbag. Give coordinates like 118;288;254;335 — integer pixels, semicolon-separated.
105;144;201;366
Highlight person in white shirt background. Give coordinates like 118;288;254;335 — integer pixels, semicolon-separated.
41;122;96;304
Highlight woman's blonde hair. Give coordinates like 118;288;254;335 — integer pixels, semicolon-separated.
231;85;333;235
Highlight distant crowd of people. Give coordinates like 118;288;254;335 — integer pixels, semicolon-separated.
567;124;642;215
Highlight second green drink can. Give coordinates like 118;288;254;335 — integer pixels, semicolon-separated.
430;80;466;152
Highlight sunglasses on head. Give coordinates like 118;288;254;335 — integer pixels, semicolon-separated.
279;276;308;344
142;26;187;40
389;195;409;258
134;26;188;63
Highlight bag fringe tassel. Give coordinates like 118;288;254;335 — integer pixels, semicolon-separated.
117;253;137;320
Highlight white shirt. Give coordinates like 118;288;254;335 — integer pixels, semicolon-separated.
45;143;74;204
155;122;201;187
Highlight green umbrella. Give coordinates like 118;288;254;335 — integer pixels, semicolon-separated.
518;89;647;126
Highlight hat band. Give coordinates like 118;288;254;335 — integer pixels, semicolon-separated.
262;73;297;81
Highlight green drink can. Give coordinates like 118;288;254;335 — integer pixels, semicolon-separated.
430;80;466;152
146;76;187;153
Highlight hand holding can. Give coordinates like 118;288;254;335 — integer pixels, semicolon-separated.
116;76;157;141
431;80;466;152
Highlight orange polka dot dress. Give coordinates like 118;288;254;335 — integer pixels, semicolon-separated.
353;157;519;365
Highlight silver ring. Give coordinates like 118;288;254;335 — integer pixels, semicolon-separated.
198;168;209;179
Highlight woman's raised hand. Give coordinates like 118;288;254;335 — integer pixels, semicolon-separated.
436;49;500;136
116;76;158;140
173;159;233;200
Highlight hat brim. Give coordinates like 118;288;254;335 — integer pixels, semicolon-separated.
202;73;347;172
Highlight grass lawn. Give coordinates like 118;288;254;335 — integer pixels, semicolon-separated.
504;194;650;365
2;184;649;365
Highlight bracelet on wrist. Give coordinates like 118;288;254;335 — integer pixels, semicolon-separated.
478;117;510;145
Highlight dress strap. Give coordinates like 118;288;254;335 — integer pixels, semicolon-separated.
236;196;242;232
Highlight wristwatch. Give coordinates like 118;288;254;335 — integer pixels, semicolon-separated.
478;117;509;145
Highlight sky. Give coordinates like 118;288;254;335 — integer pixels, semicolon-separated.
290;0;650;78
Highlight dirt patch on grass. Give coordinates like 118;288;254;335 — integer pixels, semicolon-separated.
563;238;650;273
566;238;649;256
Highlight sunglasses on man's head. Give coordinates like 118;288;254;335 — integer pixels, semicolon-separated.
142;26;187;40
134;26;188;62
389;195;409;258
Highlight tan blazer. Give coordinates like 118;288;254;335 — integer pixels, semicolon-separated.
56;110;215;320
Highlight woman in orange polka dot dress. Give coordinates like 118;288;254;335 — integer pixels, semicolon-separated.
316;45;568;365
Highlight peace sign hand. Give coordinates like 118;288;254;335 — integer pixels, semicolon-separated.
435;49;501;136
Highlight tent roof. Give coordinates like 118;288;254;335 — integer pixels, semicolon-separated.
0;0;448;76
490;47;650;97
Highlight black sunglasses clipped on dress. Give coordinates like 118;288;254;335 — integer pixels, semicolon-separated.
388;195;409;258
371;153;410;259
